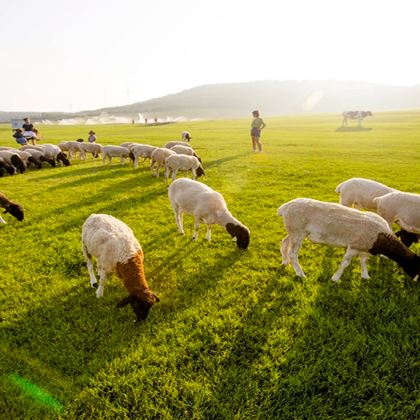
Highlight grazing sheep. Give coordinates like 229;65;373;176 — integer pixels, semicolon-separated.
335;177;397;211
168;178;250;249
79;142;102;159
130;144;157;169
170;145;202;162
39;144;70;166
0;192;24;224
164;154;205;184
150;147;176;177
82;214;159;321
164;141;192;149
101;145;131;165
374;192;420;247
278;198;420;281
181;131;192;142
0;157;16;176
0;150;27;174
58;141;85;160
24;148;56;168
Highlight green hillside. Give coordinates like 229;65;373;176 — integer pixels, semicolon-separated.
0;111;419;418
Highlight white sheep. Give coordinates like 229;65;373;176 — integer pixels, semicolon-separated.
164;141;192;149
101;145;131;165
130;144;157;169
81;214;159;321
181;131;192;142
168;178;250;248
58;141;85;160
79;142;102;159
0;192;24;223
39;144;70;166
23;148;56;168
374;191;420;247
150;147;176;177
278;198;420;281
335;177;397;210
164;154;205;184
170;145;201;162
0;150;26;173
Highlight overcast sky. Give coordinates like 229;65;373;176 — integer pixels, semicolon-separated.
1;0;420;112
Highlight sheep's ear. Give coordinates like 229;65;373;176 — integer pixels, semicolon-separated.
116;295;135;308
3;209;8;214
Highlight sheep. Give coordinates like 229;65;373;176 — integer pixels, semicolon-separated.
164;141;192;149
39;144;70;166
0;157;16;176
120;142;136;149
374;192;420;248
78;142;102;159
335;178;397;211
150;147;176;177
101;145;131;165
0;192;24;224
24;148;56;168
81;214;159;321
164;154;205;184
181;131;192;142
58;141;85;160
278;198;420;281
129;144;157;169
170;145;202;162
0;150;26;174
168;178;250;249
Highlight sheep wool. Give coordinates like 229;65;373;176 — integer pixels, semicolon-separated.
278;198;420;281
82;214;159;321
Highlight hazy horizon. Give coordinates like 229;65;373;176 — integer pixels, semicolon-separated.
2;0;420;113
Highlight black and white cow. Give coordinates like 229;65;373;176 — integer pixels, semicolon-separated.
342;111;373;127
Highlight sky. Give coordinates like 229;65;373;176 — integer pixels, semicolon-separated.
1;0;420;112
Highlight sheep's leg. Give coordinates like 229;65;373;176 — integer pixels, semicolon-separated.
172;169;178;182
102;154;107;165
134;156;139;169
281;235;291;265
192;168;196;180
0;215;7;225
96;268;107;298
155;162;161;177
360;255;370;279
288;235;305;277
82;246;97;287
192;216;200;240
206;224;211;241
332;247;359;282
121;156;126;165
172;204;184;234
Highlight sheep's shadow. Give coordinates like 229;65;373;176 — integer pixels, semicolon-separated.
204;152;249;169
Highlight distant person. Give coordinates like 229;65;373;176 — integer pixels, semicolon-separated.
144;118;148;125
250;110;266;152
13;129;28;145
154;117;158;124
181;131;192;142
88;130;96;143
22;117;39;145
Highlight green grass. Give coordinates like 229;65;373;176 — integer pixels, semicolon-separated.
0;112;419;419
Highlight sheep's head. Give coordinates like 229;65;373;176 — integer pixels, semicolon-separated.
117;289;159;321
226;223;250;249
4;203;24;221
196;166;205;177
57;152;70;166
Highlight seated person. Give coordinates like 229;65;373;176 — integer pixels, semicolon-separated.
22;117;39;145
13;129;28;145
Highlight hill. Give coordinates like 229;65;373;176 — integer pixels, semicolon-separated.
2;80;420;122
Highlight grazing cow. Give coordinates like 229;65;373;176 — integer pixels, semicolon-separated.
342;111;373;127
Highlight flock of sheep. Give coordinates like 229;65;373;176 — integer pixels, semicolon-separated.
1;135;419;322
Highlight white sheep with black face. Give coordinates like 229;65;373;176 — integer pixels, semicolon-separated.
129;144;157;169
164;154;205;184
164;141;192;149
150;147;176;177
168;178;250;249
82;214;159;321
0;192;24;224
39;144;71;166
374;191;420;248
101;145;131;165
278;198;420;281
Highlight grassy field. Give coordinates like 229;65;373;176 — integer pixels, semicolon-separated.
0;112;419;419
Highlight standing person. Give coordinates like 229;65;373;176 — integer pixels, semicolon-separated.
250;110;266;152
22;117;39;145
88;130;96;143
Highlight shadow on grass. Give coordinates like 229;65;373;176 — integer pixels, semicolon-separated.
335;127;372;132
204;152;249;169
